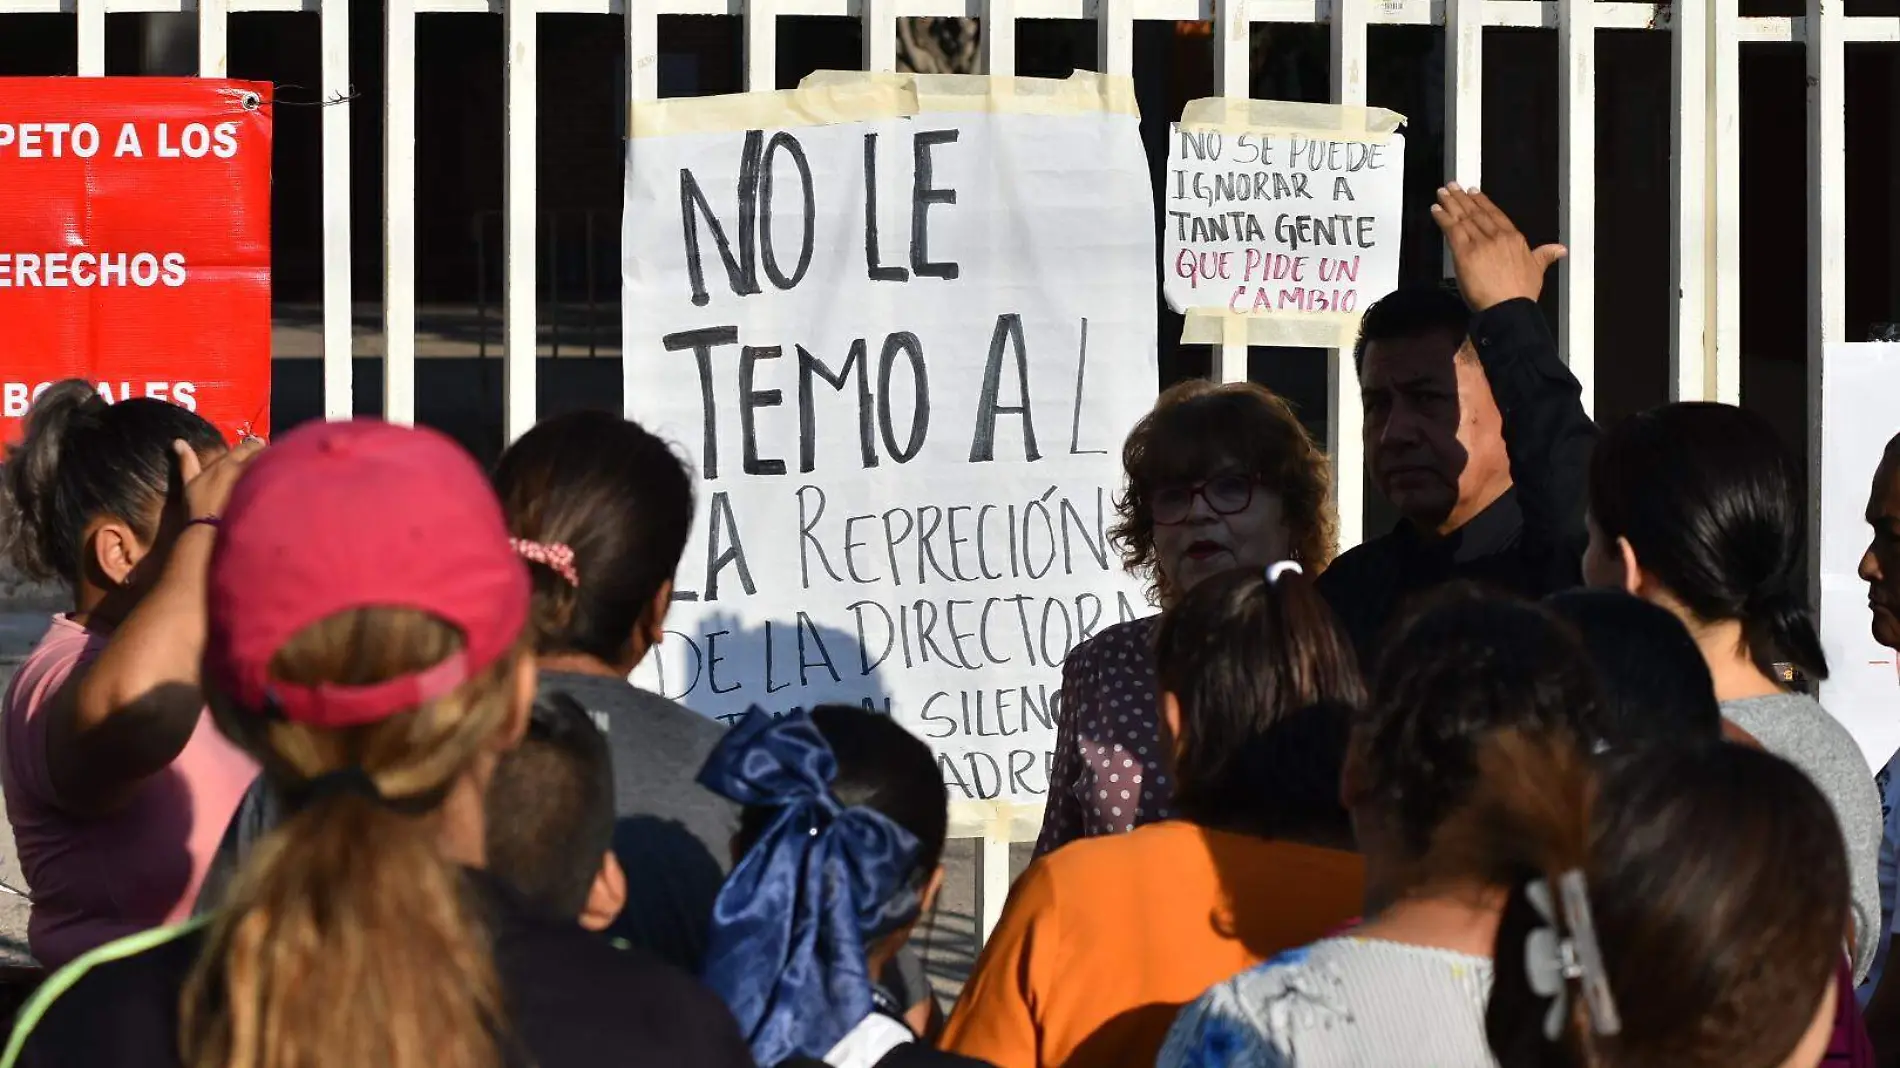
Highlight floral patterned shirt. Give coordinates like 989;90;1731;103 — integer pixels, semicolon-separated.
1158;938;1496;1068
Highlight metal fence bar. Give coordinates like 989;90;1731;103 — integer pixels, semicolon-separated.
1737;14;1795;41
1329;0;1368;549
625;0;657;425
75;0;105;75
1211;1;1248;127
863;0;896;70
1097;0;1135;75
1443;0;1482;268
628;0;658;99
1806;0;1845;358
198;0;229;76
1669;0;1706;400
321;0;354;419
972;0;1026;932
1843;16;1900;40
0;0;1751;18
1711;0;1742;403
1557;0;1593;415
981;0;1015;74
746;0;777;90
504;0;537;442
1212;0;1250;385
1805;0;1844;606
385;0;419;424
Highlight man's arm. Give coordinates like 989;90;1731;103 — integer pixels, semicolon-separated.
1469;298;1597;591
1435;184;1599;594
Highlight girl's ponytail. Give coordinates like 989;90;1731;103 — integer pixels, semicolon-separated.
1743;580;1829;684
2;381;101;579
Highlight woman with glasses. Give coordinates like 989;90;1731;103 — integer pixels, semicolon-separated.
1033;380;1337;857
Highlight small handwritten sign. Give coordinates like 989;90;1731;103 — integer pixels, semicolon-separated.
1163;101;1406;339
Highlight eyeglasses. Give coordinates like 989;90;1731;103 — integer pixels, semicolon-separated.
1152;473;1257;525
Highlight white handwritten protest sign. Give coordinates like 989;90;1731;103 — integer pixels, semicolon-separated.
1164;98;1406;348
622;72;1157;803
1818;342;1900;773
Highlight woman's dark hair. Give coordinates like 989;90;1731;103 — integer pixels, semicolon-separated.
737;704;949;890
1153;566;1364;841
1359;584;1610;861
1589;402;1827;683
1543;589;1722;749
1113;380;1336;603
492;410;694;664
1;379;223;583
1426;730;1847;1068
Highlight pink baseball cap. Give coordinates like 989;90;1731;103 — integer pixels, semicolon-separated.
204;419;530;729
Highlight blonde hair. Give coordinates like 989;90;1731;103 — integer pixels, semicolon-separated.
183;608;525;1068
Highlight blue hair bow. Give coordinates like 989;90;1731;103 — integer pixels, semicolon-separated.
698;708;924;1067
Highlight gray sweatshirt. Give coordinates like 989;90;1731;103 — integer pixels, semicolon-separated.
1723;693;1883;982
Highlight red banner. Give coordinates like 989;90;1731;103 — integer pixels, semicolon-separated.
0;78;273;444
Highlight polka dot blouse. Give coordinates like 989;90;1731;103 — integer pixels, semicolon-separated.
1034;616;1173;856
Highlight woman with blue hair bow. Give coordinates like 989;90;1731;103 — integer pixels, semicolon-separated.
699;703;996;1068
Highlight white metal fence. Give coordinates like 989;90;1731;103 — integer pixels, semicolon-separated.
3;0;1897;940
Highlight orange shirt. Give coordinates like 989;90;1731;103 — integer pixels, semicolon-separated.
941;820;1365;1068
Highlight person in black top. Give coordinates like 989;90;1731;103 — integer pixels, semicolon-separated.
2;420;751;1068
1317;185;1598;665
5;870;753;1068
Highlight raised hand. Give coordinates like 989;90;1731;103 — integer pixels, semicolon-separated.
175;435;265;522
1432;183;1566;312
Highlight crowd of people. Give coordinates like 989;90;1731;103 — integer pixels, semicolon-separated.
0;181;1891;1068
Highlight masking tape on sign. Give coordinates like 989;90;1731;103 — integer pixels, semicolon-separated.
629;69;1139;139
1177;97;1405;143
1181;306;1364;351
803;70;1139;118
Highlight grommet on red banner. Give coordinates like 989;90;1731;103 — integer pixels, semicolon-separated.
215;86;265;112
0;77;274;445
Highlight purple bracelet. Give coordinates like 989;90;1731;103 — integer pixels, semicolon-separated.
185;515;221;533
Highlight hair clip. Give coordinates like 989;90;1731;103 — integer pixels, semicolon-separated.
1265;560;1304;584
510;538;580;588
1525;871;1622;1042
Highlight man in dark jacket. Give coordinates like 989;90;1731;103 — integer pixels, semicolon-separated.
1317;185;1598;665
